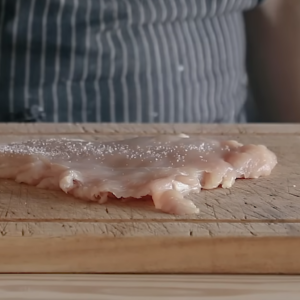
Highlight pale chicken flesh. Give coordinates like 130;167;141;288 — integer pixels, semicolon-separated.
0;135;277;215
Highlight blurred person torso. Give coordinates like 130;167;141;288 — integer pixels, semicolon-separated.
0;0;263;123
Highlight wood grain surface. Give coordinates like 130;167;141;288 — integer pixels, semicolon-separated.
0;235;300;274
0;123;299;273
0;275;299;300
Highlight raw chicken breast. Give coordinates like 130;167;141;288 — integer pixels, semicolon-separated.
0;135;277;215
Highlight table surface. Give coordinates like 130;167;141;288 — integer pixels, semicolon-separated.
0;275;300;300
0;123;299;274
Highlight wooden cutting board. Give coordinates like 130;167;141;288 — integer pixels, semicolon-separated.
0;123;299;274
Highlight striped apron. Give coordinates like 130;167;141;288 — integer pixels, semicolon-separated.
0;0;263;123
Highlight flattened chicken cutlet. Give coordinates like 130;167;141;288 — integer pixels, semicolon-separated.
0;134;277;215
